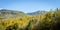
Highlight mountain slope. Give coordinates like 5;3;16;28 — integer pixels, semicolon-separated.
0;9;48;19
0;9;26;19
27;10;47;15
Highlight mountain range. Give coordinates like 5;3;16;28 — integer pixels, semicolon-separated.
0;9;47;19
27;10;47;15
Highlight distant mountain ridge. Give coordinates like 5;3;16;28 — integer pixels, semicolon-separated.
0;9;48;15
0;9;26;19
0;9;25;14
27;10;47;15
0;9;48;19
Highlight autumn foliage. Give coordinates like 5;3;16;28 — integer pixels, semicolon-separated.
0;8;60;30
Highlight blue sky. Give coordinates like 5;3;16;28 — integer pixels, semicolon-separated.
0;0;60;13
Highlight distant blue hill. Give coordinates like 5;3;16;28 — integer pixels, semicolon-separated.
27;10;47;15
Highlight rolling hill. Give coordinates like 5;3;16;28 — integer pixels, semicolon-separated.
0;9;48;19
0;9;26;19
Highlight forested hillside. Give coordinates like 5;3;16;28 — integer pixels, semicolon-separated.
0;8;60;30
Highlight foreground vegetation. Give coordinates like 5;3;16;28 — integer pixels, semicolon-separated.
0;8;60;30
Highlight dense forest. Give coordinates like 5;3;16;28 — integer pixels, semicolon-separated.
0;8;60;30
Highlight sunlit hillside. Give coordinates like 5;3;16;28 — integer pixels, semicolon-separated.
0;8;60;30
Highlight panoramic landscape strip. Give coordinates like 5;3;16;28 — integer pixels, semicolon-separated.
0;8;60;30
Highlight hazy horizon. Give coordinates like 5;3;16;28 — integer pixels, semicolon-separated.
0;0;60;13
